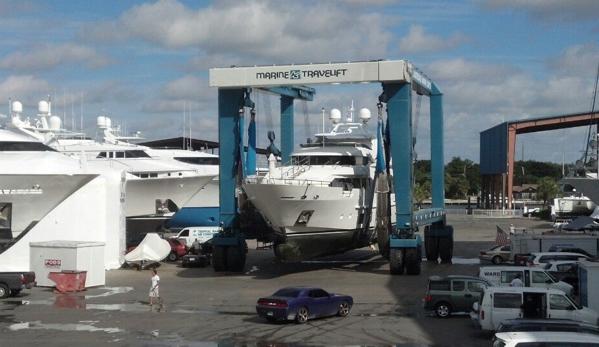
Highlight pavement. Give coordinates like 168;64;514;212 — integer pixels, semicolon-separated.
1;215;554;347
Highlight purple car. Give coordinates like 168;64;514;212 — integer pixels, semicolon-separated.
256;286;353;324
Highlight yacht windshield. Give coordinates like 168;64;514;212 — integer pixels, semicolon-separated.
174;157;219;165
293;155;366;166
0;141;56;152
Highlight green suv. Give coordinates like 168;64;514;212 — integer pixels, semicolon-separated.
423;275;492;318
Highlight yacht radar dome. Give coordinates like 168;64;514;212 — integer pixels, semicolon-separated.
97;116;107;128
48;115;61;130
330;109;341;124
11;101;23;114
359;108;371;124
38;100;50;115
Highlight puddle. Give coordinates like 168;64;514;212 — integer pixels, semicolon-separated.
85;286;133;299
9;320;124;333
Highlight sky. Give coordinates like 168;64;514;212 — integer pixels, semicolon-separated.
1;0;599;165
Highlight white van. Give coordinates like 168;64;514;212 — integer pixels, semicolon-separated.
478;266;574;296
470;287;599;331
175;226;220;247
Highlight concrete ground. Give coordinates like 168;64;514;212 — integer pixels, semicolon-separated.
1;215;553;347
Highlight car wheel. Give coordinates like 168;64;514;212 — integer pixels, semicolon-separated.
167;252;178;262
435;302;451;318
337;301;351;317
0;283;9;299
492;255;503;265
295;307;309;324
9;289;21;297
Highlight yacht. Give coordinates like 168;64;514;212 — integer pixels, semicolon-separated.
242;105;395;262
7;100;215;218
0;127;125;271
94;114;221;227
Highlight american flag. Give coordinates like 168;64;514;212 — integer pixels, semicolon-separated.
496;225;508;246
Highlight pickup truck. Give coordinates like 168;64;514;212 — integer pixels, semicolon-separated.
0;272;36;298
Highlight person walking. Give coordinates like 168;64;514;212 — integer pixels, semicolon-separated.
510;273;524;287
149;268;163;306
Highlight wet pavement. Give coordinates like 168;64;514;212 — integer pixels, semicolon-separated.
1;215;552;346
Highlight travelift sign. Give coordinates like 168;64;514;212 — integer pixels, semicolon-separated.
210;60;419;88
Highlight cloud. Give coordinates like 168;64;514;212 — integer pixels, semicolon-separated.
0;75;53;106
474;0;599;23
398;25;469;54
77;0;394;63
0;43;112;73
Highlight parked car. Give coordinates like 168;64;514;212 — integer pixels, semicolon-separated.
0;272;36;299
165;238;188;261
544;260;580;295
479;245;511;264
181;253;211;267
256;286;353;324
496;318;599;335
492;331;599;347
478;266;573;296
526;252;592;267
423;275;492;318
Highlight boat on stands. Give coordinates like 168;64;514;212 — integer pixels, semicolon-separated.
0;127;125;271
550;194;597;220
242;104;395;262
7;100;215;219
101;128;221;228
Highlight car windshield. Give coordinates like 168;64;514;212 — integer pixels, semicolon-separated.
273;288;302;298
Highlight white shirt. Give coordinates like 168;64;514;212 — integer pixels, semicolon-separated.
510;277;524;287
151;274;160;289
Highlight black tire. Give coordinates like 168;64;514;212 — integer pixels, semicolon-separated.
425;236;439;261
405;248;421;275
9;289;21;297
212;246;227;272
0;283;9;299
227;244;246;272
295;307;309;324
389;248;405;275
435;301;452;318
167;252;178;262
337;301;351;317
439;237;453;262
492;255;503;265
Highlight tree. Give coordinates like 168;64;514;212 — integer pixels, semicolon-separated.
537;177;558;207
413;182;429;209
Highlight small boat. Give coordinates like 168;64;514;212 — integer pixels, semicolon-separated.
124;233;170;268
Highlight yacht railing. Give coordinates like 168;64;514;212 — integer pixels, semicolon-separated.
280;156;311;179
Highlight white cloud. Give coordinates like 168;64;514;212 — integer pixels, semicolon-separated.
0;75;53;107
77;0;393;63
0;43;112;73
398;25;469;54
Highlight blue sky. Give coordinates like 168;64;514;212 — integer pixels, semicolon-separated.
1;0;599;165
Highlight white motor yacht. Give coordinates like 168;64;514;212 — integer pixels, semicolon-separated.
0;127;125;271
242;105;396;262
7;100;215;218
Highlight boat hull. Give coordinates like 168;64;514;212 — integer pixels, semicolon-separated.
559;177;599;207
0;174;98;235
125;174;214;217
242;181;396;262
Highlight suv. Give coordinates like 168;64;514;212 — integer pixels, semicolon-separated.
548;246;595;258
423;275;492;318
526;252;591;267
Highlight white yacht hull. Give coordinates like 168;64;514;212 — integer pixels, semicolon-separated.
125;174;215;217
560;177;599;207
242;181;396;262
1;174;98;235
